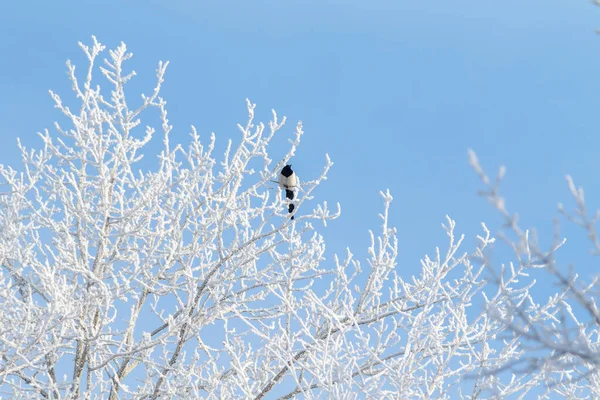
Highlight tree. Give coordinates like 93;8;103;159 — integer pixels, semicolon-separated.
0;37;556;399
469;151;600;398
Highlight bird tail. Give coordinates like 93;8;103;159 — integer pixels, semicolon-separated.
288;203;295;220
285;189;294;200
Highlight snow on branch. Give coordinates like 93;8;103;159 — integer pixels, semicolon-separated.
0;38;551;399
470;148;600;397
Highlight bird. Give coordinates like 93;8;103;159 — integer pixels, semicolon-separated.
278;164;297;219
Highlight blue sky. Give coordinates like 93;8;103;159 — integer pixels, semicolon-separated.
1;0;600;320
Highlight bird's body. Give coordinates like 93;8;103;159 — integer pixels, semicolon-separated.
278;164;296;219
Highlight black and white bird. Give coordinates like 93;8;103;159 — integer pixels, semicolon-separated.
278;164;297;219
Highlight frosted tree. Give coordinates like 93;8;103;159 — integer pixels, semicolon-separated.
0;37;550;399
469;151;600;398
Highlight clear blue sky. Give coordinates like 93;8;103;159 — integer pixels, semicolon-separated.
1;0;600;291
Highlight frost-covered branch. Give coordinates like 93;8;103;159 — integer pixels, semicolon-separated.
469;149;600;397
0;38;547;399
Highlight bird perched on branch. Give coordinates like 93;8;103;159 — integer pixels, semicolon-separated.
278;164;297;219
